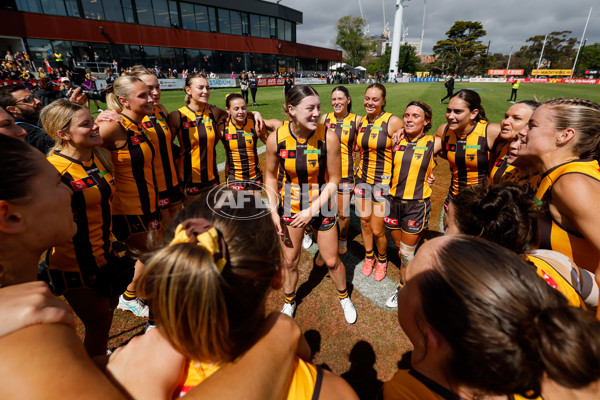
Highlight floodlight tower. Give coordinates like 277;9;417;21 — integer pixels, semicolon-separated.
388;0;409;82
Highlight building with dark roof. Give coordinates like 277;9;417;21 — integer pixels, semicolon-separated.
0;0;341;74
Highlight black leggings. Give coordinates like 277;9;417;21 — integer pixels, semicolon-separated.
250;88;257;104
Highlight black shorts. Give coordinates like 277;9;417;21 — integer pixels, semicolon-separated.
184;179;220;196
112;211;161;242
280;212;337;232
384;197;430;234
158;184;183;209
228;177;263;191
337;177;355;194
353;176;389;203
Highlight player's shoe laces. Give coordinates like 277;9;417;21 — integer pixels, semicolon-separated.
302;232;313;249
386;285;400;308
362;257;375;276
281;301;297;318
340;297;357;324
117;295;149;318
374;260;388;281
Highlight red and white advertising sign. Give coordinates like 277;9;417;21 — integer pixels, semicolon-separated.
487;69;524;76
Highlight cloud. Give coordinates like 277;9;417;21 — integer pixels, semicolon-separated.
291;0;599;56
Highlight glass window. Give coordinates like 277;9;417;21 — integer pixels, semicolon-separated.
81;0;103;19
218;8;230;34
260;15;269;38
168;0;179;27
141;45;160;67
208;7;217;32
16;0;42;13
285;20;292;41
186;49;200;69
136;0;154;25
277;18;285;40
250;14;260;37
174;48;184;69
103;0;124;22
110;44;132;69
64;0;80;17
194;5;208;31
153;0;170;27
180;2;195;30
122;0;135;23
25;38;52;63
230;11;242;36
40;0;66;16
269;17;276;38
159;47;175;69
241;12;249;36
130;45;143;65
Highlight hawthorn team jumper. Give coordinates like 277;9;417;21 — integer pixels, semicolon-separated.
47;151;114;273
355;112;393;196
176;105;220;194
110;114;160;238
142;104;181;207
323;112;358;193
441;119;490;200
222;116;262;186
276;123;330;221
535;159;600;273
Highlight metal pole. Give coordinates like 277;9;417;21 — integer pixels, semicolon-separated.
506;46;513;70
388;0;409;82
570;7;592;78
535;34;548;78
419;0;426;55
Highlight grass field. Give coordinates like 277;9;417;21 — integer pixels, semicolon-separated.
89;81;600;399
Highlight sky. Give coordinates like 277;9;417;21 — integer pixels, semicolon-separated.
285;0;600;57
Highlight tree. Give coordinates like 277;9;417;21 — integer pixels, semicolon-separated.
432;21;488;75
579;43;600;74
513;31;577;74
397;44;421;75
335;15;370;67
365;47;390;75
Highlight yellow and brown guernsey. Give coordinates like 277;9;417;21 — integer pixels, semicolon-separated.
111;114;157;216
179;358;323;399
490;142;516;184
323;112;358;181
222;117;262;183
47;152;115;272
356;112;393;185
276;123;328;216
534;158;600;272
442;120;491;197
389;134;435;200
142;105;179;204
176;105;220;189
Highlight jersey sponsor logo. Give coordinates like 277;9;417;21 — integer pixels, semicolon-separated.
467;154;476;161
415;146;429;150
230;184;245;190
353;186;365;196
304;149;321;155
370;133;378;139
158;198;170;207
182;121;197;129
279;149;297;159
70;176;97;191
98;170;109;178
186;186;200;194
384;216;398;226
541;270;558;289
463;145;481;150
446;144;457;151
225;134;239;140
281;215;294;222
143;121;153;130
148;219;160;230
242;133;254;137
359;127;366;133
407;220;419;227
398;145;407;151
130;135;142;145
393;144;401;151
495;158;504;167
